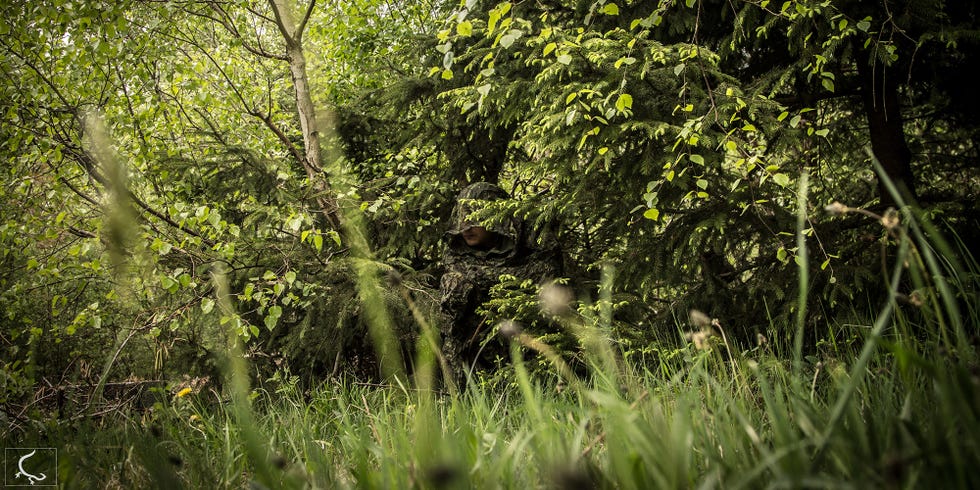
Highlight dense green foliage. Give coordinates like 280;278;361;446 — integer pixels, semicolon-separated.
2;0;979;487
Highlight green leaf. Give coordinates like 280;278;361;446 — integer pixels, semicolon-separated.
556;54;572;65
487;11;500;34
600;3;619;15
499;29;523;48
201;298;215;314
456;20;473;36
689;154;704;165
543;42;557;56
773;173;790;186
643;208;660;221
615;93;633;113
313;233;324;252
269;305;282;318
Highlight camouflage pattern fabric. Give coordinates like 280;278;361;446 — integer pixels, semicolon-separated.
439;182;561;379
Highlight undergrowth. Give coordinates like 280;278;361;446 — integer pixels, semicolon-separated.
3;178;978;489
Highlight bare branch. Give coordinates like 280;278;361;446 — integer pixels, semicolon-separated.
267;0;295;46
296;0;317;42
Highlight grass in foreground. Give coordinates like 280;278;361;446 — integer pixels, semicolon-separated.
6;183;979;489
10;311;978;490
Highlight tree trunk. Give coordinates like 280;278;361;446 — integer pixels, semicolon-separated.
857;52;917;209
270;0;342;229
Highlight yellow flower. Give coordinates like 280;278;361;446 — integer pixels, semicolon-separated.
176;387;193;398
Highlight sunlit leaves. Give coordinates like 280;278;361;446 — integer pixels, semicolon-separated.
614;93;633;114
600;3;619;16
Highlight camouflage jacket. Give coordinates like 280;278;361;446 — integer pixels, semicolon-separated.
438;183;562;370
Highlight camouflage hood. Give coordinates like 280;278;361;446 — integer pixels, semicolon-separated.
446;182;520;257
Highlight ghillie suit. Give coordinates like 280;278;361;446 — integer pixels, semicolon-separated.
260;259;437;383
439;182;562;378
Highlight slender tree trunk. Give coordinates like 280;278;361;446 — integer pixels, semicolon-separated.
857;53;917;208
270;0;342;229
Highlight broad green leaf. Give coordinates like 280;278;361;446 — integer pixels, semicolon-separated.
500;29;523;48
615;93;633;112
614;57;636;69
601;3;619;15
643;208;660;221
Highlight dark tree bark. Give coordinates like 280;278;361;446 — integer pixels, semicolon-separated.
857;53;917;208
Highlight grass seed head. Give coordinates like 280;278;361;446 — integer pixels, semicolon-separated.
689;309;712;328
824;201;849;215
498;319;523;339
539;281;575;317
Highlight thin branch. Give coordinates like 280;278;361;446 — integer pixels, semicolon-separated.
296;0;317;42
267;0;295;46
253;110;307;170
204;1;290;60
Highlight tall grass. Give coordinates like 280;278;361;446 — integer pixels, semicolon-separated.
6;151;978;488
32;218;980;489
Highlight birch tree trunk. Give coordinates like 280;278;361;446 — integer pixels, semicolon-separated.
269;0;342;230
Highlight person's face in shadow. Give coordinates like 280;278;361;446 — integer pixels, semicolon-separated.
461;225;498;249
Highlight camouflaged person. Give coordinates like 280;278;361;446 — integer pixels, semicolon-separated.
439;182;562;379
